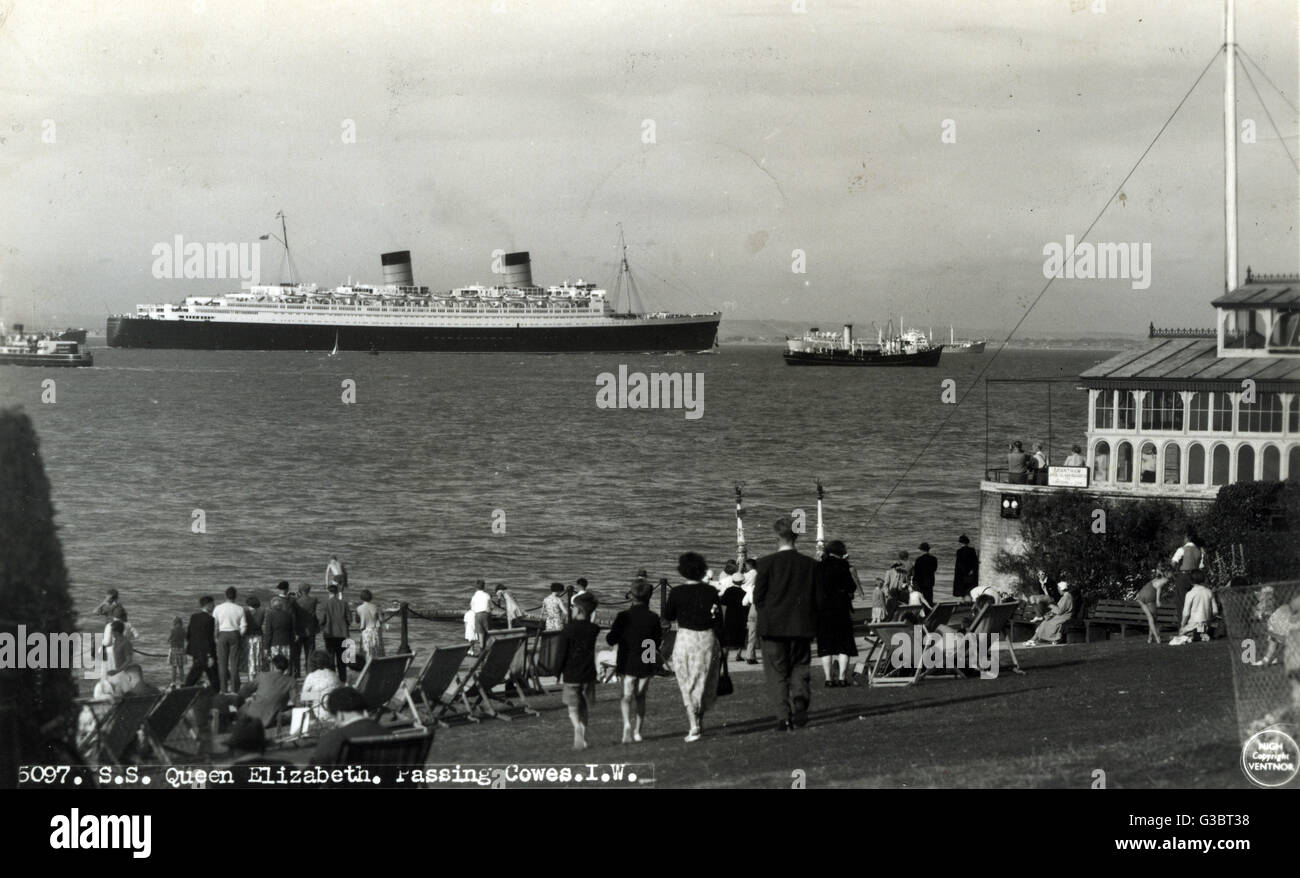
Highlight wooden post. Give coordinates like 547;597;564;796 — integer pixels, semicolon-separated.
398;602;411;655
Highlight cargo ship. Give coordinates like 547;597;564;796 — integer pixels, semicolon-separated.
0;324;93;367
945;326;987;354
783;323;943;367
107;233;719;353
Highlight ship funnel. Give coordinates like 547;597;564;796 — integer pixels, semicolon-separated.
502;251;533;287
381;251;413;286
843;324;853;347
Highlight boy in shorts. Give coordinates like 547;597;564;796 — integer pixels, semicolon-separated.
555;592;600;750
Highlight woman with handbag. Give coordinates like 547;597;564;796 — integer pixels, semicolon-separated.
663;551;724;743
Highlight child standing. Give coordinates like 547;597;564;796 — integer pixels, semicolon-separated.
554;592;600;750
168;617;186;685
606;580;662;744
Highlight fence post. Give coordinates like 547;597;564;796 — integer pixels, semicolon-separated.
398;602;411;655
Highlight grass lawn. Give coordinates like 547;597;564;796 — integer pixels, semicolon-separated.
415;637;1248;788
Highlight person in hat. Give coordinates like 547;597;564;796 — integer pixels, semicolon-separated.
817;540;859;687
308;686;385;767
953;535;979;599
754;516;822;732
912;542;937;606
1021;581;1076;647
882;552;910;604
542;582;568;631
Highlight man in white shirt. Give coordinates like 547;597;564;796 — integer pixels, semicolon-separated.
469;580;492;652
737;558;760;664
1176;582;1220;643
213;587;248;693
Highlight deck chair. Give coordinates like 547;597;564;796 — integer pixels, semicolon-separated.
526;630;565;693
860;602;961;688
400;643;473;729
333;727;436;786
465;630;537;721
78;693;162;767
967;601;1024;676
354;653;415;722
143;686;203;765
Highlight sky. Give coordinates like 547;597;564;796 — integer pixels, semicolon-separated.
0;0;1296;335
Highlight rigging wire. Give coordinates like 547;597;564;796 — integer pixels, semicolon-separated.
1235;54;1300;171
1238;47;1299;115
861;45;1227;531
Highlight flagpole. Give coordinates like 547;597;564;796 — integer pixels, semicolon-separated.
735;483;747;565
815;480;825;560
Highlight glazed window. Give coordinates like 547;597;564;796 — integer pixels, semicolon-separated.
1141;389;1184;431
1187;443;1206;485
1238;392;1283;433
1093;390;1115;430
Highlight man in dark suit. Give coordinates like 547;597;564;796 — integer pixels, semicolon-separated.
319;584;351;680
292;584;321;679
912;542;938;605
754;516;821;731
952;534;979;598
183;595;220;688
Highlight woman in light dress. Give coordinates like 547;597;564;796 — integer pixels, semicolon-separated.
354;589;385;659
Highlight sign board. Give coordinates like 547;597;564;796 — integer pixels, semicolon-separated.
1048;466;1089;488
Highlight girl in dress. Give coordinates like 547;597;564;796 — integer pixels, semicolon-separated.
1136;564;1171;644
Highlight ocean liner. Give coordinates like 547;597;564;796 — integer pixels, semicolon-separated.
107;236;720;353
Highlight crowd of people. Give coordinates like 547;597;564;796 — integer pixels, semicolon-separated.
534;517;989;747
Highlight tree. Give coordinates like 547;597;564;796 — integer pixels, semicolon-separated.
993;491;1192;608
0;407;78;783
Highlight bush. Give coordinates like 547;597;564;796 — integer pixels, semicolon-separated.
993;492;1191;609
0;408;79;779
994;480;1300;611
1195;480;1300;586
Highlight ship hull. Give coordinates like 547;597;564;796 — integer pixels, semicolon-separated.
106;315;720;353
945;341;986;354
0;352;93;367
782;345;944;367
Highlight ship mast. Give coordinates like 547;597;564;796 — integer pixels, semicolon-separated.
260;210;300;285
612;224;645;315
1224;0;1238;293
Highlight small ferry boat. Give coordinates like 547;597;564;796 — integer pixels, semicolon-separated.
783;323;943;367
0;324;94;367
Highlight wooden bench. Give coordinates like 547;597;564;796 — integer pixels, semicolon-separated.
1083;599;1179;642
1009;602;1085;643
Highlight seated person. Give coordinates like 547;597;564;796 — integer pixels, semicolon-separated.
300;648;343;722
213;654;294;728
1021;582;1076;646
1172;580;1220;645
308;687;385;767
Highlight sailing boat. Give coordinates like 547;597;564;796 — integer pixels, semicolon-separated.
328;331;339;357
946;325;987;354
